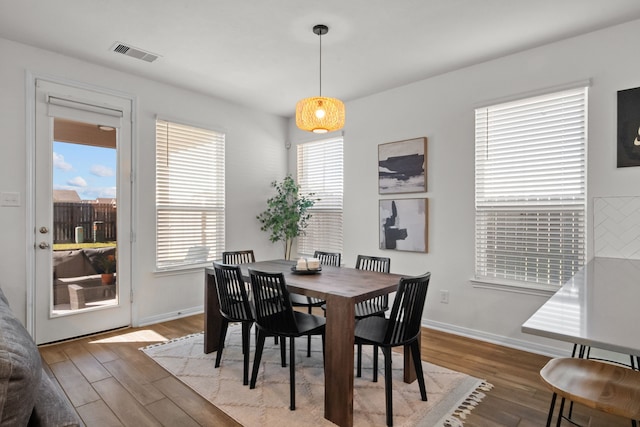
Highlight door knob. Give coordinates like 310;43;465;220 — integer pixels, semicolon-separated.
39;226;49;234
38;242;50;249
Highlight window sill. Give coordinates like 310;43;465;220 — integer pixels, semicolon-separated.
154;262;210;276
470;278;558;297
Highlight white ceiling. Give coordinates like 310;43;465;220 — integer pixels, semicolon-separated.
2;0;640;118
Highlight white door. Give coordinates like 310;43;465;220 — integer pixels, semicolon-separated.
33;79;133;344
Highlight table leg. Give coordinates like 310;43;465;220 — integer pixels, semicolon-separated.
204;271;222;354
324;294;355;427
403;330;420;383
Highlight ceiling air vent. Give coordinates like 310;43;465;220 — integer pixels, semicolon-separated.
111;42;160;63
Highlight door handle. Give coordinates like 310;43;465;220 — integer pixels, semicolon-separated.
38;242;50;249
39;226;49;234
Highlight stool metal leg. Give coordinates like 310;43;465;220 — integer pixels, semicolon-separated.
546;392;557;427
556;397;566;427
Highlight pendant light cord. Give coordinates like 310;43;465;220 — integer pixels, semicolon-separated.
318;31;322;97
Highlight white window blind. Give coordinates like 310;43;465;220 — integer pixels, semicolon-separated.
475;87;587;287
156;119;225;270
297;137;344;257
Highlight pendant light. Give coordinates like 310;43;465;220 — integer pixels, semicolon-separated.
296;24;345;134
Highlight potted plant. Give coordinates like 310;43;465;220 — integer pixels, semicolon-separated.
98;253;116;285
257;176;316;260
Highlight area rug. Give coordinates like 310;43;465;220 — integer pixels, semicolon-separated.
141;325;491;427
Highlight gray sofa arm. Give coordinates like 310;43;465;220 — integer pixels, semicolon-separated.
28;373;80;427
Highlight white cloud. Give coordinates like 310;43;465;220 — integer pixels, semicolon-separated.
90;164;114;177
101;186;117;198
53;152;73;171
67;176;87;187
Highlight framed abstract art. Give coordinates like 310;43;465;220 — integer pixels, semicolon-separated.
378;137;427;194
379;198;428;253
617;86;640;167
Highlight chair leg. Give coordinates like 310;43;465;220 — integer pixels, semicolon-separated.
214;319;229;368
545;393;557;427
382;347;393;426
241;322;252;386
290;337;296;410
410;341;427;401
250;332;266;389
356;343;362;377
280;335;287;367
373;345;379;383
307;306;312;357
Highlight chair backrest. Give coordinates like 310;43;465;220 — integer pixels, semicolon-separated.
248;268;298;333
222;250;255;264
212;262;253;322
313;250;341;267
355;255;392;312
385;272;431;345
355;255;391;273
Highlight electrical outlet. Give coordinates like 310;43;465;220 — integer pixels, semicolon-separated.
440;290;449;304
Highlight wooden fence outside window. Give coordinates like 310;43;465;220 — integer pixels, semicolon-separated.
53;202;117;244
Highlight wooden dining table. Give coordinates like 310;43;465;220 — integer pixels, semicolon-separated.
204;259;415;427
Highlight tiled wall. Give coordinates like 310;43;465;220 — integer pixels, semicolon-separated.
594;196;640;259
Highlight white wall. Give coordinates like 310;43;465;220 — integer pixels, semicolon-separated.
0;38;288;326
290;19;640;356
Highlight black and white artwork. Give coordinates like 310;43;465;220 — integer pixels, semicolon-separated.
379;198;428;253
618;87;640;167
378;137;427;194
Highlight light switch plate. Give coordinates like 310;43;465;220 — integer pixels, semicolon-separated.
0;192;21;207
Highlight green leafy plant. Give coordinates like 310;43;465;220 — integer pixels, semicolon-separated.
257;176;316;260
98;253;116;274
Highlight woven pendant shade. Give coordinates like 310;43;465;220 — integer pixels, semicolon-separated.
296;24;345;134
296;96;345;134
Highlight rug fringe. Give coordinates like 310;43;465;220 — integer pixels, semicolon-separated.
138;331;204;351
442;380;493;426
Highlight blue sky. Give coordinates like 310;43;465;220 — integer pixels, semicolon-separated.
53;141;117;200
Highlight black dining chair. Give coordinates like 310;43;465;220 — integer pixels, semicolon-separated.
212;262;254;385
313;250;341;267
354;272;431;426
349;255;391;377
222;250;256;264
248;268;326;410
354;255;391;317
290;250;341;356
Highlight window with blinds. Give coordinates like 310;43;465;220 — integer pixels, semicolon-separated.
156;119;225;270
475;87;587;288
297;137;344;257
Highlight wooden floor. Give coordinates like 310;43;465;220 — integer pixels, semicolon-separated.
39;314;631;427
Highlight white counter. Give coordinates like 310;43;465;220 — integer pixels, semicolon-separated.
522;257;640;356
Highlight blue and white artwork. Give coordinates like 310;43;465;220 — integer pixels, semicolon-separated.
378;137;427;194
379;198;428;253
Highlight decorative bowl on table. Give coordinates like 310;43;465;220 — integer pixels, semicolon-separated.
291;257;322;274
290;265;322;275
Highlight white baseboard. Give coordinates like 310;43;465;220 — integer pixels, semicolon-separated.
136;305;204;327
422;319;572;358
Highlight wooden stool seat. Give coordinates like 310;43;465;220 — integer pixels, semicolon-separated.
540;357;640;425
